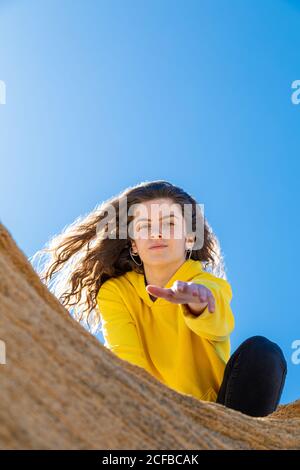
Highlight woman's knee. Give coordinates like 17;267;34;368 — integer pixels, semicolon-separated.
239;335;287;370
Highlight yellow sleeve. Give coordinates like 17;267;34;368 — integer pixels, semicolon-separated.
96;280;152;374
179;275;235;342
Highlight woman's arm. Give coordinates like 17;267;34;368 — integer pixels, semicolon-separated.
97;280;152;374
146;275;235;342
179;277;235;341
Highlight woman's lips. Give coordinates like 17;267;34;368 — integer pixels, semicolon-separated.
149;245;168;250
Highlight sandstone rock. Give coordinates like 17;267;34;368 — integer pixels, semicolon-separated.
0;223;299;450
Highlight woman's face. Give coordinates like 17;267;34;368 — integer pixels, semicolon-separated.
130;198;194;267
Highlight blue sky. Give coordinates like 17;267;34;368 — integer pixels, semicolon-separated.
0;0;299;405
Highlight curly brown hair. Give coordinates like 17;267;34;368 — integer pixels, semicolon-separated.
30;180;227;333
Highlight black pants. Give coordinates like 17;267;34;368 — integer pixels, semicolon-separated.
216;335;287;417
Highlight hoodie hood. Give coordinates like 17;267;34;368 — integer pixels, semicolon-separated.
124;258;203;308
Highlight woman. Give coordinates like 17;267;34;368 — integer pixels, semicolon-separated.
33;180;287;417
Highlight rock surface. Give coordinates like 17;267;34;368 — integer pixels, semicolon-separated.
0;223;299;450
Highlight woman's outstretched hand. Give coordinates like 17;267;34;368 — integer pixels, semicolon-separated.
146;280;215;315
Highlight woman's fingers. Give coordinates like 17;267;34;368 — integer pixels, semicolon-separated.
146;285;175;299
173;280;187;294
206;291;215;313
195;285;215;313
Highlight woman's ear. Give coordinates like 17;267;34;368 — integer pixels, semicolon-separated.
131;240;137;252
186;234;195;246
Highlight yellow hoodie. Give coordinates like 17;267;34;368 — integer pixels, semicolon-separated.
96;258;235;402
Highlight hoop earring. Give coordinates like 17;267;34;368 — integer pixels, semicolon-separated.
185;248;193;260
129;247;143;266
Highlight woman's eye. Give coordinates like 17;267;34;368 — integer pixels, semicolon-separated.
137;221;175;231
